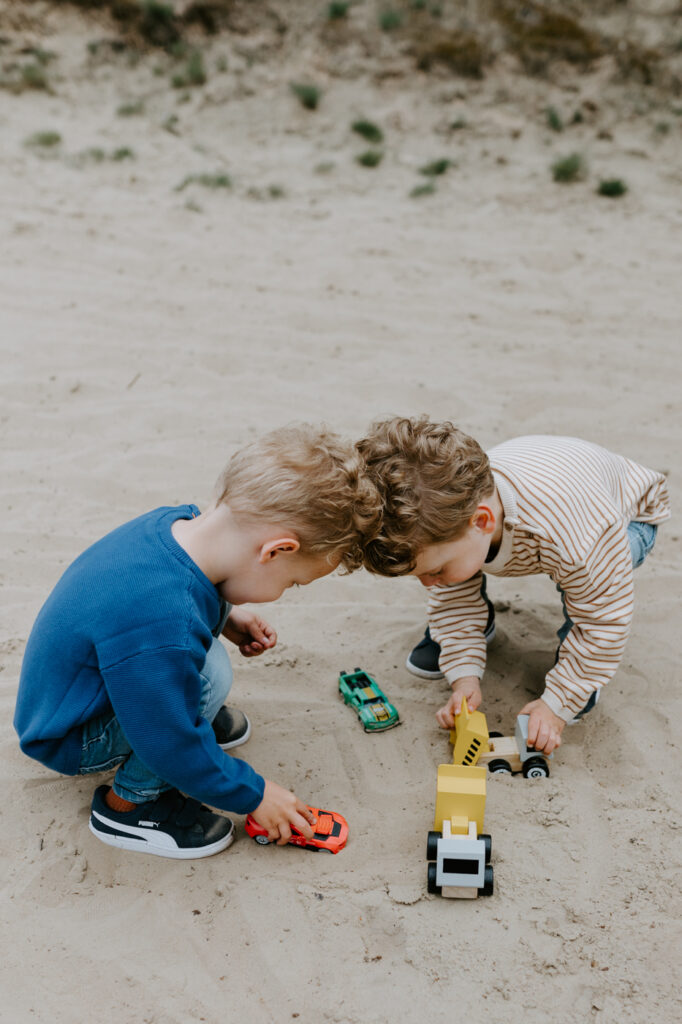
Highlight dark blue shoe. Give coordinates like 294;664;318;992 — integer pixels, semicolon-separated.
89;786;235;859
406;606;496;680
212;705;251;750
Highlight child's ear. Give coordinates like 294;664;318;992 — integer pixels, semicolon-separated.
258;537;300;563
471;505;496;534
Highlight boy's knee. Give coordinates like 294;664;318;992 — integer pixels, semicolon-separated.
199;639;234;719
627;522;657;569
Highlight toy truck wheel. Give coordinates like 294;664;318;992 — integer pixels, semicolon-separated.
488;758;513;774
479;833;492;864
254;834;271;845
427;862;441;895
478;865;494;897
489;731;503;738
522;756;550;779
426;830;441;860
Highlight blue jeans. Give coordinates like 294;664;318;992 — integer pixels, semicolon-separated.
557;521;658;645
79;637;233;803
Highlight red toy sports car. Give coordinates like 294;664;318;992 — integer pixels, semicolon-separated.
244;806;348;854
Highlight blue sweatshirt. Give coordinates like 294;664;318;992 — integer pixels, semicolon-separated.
14;505;265;814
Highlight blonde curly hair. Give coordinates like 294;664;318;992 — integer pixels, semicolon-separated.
215;424;382;572
356;416;494;576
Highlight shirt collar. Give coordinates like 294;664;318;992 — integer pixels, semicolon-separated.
484;472;518;573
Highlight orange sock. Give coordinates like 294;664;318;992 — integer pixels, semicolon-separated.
105;787;138;813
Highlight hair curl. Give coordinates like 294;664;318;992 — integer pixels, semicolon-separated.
216;424;382;572
356;416;494;576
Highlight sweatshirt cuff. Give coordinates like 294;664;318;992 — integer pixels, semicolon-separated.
443;664;485;686
541;689;577;724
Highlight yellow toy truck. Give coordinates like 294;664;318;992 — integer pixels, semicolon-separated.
451;700;552;779
426;702;553;898
427;762;493;898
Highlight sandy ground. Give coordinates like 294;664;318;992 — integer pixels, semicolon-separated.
1;8;681;1024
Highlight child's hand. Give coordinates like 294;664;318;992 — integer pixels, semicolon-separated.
251;780;317;845
223;608;277;657
436;676;482;729
520;698;566;755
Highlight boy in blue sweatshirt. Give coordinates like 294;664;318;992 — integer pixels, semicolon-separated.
15;425;380;860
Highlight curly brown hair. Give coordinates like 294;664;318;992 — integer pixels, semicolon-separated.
215;423;382;573
356;416;494;576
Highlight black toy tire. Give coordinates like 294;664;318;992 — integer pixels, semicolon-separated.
489;731;503;738
523;756;550;779
427;862;441;895
479;865;494;897
479;833;492;863
488;758;513;774
426;830;441;860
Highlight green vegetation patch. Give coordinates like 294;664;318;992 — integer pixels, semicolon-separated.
117;100;145;117
546;106;563;132
597;178;627;198
419;158;451;176
352;119;384;144
356;149;383;167
328;2;351;19
290;83;321;110
551;152;586;183
410;182;436;198
25;130;62;148
175;172;232;191
19;62;51;91
379;10;403;32
172;50;206;88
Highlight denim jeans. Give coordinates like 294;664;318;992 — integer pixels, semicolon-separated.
557;520;658;645
79;636;233;803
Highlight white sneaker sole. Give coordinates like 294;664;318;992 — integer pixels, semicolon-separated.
218;716;252;750
405;655;444;680
89;809;235;859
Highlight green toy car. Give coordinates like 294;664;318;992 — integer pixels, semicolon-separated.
338;668;400;732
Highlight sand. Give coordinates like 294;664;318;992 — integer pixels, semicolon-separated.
1;5;681;1023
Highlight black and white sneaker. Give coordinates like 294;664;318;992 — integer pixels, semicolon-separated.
212;706;251;750
89;786;235;859
405;609;497;681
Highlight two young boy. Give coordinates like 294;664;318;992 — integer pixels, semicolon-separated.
15;418;669;859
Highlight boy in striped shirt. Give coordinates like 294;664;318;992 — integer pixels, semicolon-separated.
358;418;670;756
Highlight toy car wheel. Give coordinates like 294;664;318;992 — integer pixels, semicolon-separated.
426;830;441;860
478;865;494;897
427;862;441;895
488;758;513;774
522;756;550;779
480;833;492;864
254;834;270;845
489;731;503;738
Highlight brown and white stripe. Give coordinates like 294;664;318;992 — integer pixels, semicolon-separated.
428;435;670;722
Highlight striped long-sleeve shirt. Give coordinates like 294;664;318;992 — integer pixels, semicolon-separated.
428;436;670;722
